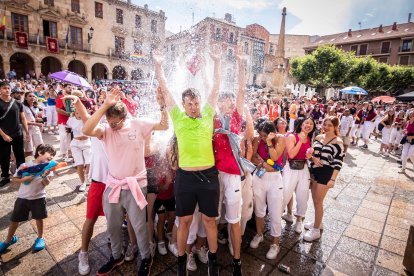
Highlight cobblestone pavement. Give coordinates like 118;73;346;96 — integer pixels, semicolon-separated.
0;133;413;276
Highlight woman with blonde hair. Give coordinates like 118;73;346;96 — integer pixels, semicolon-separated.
304;116;344;241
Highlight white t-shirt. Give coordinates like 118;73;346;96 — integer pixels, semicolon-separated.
89;137;108;183
66;116;85;138
23;105;40;123
339;115;354;136
14;160;54;200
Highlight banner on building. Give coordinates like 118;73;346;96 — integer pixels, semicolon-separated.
46;37;59;53
15;31;28;49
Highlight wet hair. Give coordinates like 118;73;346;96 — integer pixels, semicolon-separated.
105;101;128;119
34;144;56;158
218;92;236;101
273;117;288;132
294;117;316;138
0;81;10;87
324;116;340;136
255;117;266;132
181;88;200;102
260;120;276;135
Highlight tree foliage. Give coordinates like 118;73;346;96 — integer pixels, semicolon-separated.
290;44;414;94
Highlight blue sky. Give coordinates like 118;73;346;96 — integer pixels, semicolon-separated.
134;0;414;35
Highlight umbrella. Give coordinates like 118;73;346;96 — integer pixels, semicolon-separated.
49;70;91;89
371;96;395;103
340;86;368;95
396;91;414;102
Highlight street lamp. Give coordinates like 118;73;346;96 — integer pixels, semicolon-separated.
72;50;77;60
87;27;94;43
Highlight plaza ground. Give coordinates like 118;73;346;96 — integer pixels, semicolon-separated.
0;133;413;275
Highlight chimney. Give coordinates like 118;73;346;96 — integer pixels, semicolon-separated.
392;22;397;30
409;13;412;23
378;24;383;33
348;29;352;37
224;13;232;23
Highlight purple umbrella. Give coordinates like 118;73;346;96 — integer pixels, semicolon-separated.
49;70;91;89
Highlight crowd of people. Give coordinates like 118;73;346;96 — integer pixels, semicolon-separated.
0;50;413;276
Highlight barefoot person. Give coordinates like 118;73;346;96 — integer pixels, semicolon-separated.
154;46;222;276
82;87;168;276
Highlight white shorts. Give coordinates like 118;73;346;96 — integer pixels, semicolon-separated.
24;126;43;152
381;127;392;144
46;105;57;126
253;171;284;237
241;173;253;235
70;138;91;166
218;171;243;224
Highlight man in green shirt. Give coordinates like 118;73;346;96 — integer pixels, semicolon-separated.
154;47;221;276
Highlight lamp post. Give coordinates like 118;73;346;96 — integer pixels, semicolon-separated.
72;50;77;60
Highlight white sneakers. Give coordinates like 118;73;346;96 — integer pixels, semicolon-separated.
186;252;197;271
303;228;321;242
78;182;87;192
304;222;323;231
295;220;303;234
124;243;138;261
282;213;294;223
157;241;167;255
266;244;280;260
78;251;90;275
192;246;208;264
168;242;178;257
249;234;264;249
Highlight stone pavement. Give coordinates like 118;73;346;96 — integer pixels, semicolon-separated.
0;133;413;276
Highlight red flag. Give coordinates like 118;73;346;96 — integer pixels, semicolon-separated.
15;32;28;49
46;37;59;53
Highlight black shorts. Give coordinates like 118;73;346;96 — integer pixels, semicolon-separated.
10;198;48;222
311;166;334;185
175;167;219;218
147;168;159;194
154;197;176;214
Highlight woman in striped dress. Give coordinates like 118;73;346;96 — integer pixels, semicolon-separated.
304;116;344;242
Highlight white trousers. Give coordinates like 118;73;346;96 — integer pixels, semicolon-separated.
218;171;243;224
46;105;57;126
252;171;284;237
390;128;404;145
24;126;43;152
401;143;414;170
58;124;72;156
240;173;253;235
282;164;310;217
362;121;375;141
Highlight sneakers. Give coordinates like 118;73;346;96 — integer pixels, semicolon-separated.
157;241;167;255
249;234;264;249
266;244;280;260
186;252;197;271
303;228;321;242
207;251;219;276
33;237;45;251
97;254;124;276
78;182;87;192
192;245;208;264
124;243;138;261
232;259;242;276
282;213;294;223
138;256;153;276
78;251;90;275
360;144;368;149
295;220;303;234
168;242;178;257
304;222;323;231
0;177;10;188
149;241;156;257
218;227;228;245
0;235;18;253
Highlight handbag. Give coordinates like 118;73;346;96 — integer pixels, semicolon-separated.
289;159;306;170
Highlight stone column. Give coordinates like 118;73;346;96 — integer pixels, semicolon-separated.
107;72;113;80
3;61;10;77
35;64;42;79
87;69;92;82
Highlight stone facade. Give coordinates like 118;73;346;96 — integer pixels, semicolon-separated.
269;34;310;58
0;0;166;80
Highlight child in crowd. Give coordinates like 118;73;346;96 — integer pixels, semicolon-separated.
0;144;56;254
339;109;353;154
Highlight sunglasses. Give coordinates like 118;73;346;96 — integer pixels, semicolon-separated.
109;118;125;128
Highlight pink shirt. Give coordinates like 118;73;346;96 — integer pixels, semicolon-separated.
101;119;156;179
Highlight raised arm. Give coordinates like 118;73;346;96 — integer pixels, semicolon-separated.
244;105;254;141
82;88;121;138
61;95;90;123
153;53;176;111
207;44;222;108
152;87;169;131
235;47;246;115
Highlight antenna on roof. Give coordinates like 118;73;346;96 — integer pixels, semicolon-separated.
358;22;362;30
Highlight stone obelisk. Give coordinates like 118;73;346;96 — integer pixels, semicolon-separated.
271;7;288;91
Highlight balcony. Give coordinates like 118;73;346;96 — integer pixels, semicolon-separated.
360;47;392;56
398;46;413;54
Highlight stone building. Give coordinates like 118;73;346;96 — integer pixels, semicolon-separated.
304;20;414;66
269;34;310;59
0;0;166;80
